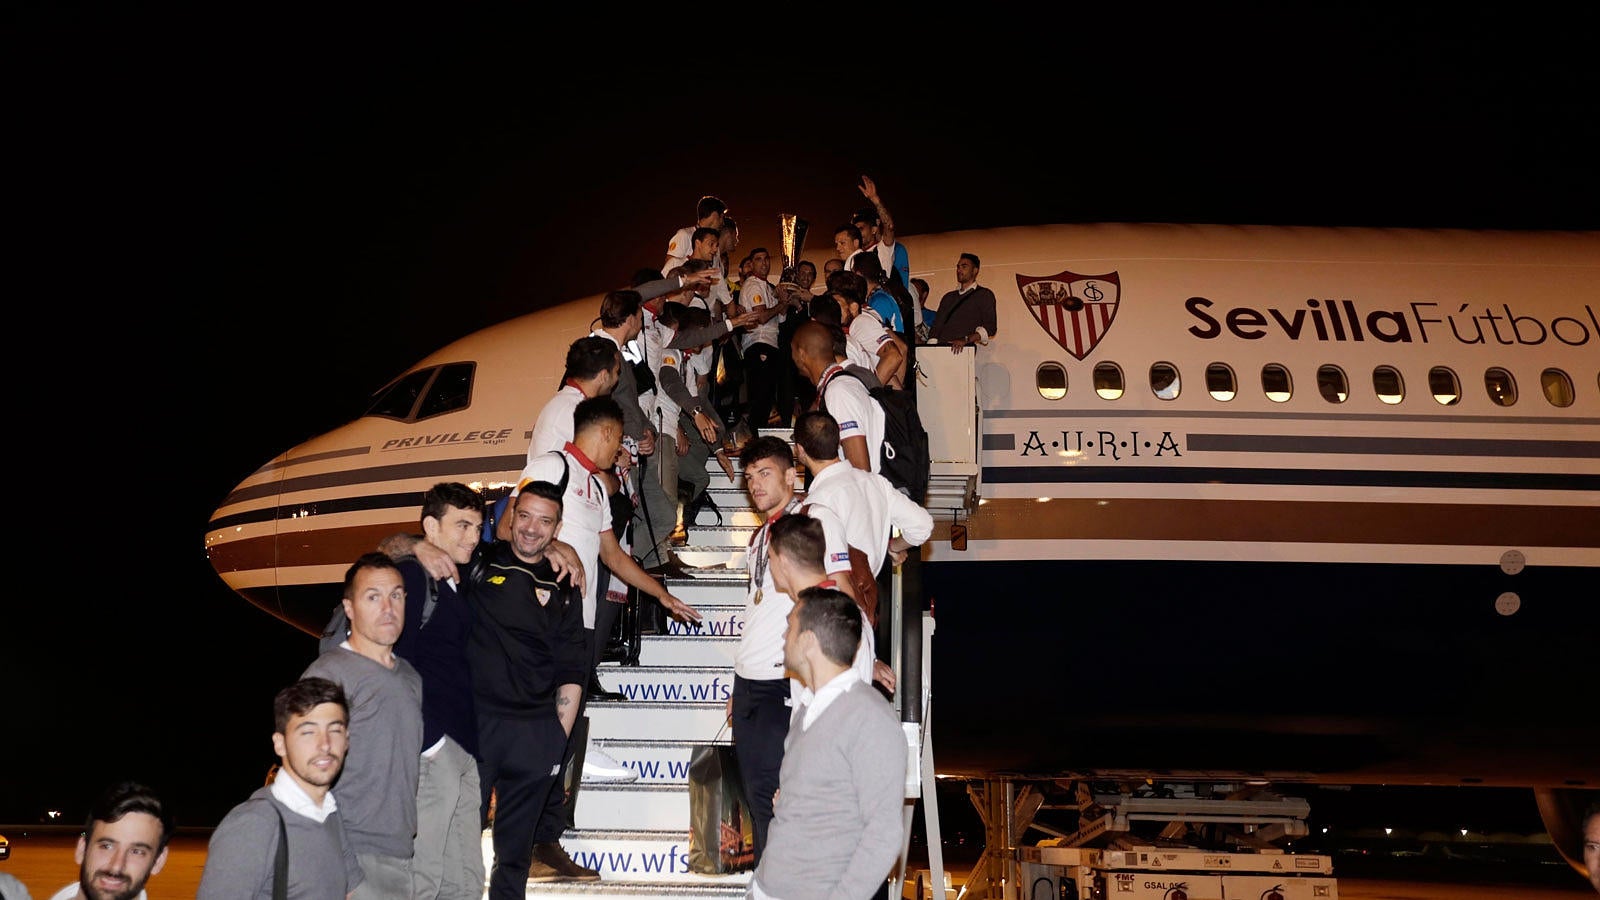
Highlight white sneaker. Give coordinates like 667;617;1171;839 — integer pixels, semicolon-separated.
582;746;638;784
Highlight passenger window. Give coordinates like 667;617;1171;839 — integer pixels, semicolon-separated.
417;362;476;420
1093;362;1124;400
1540;368;1574;408
1206;363;1236;401
366;368;434;420
1036;362;1067;400
1373;366;1405;405
1428;366;1461;406
1316;365;1348;403
1150;362;1181;400
1485;368;1518;407
1261;364;1292;402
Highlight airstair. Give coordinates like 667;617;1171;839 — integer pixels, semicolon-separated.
496;348;979;899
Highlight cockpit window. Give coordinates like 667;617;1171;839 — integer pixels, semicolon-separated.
417;363;476;419
366;369;434;420
366;363;476;422
1036;362;1066;400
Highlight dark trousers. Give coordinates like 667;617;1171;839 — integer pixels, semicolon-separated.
477;714;567;900
743;342;781;431
731;674;791;863
532;609;624;840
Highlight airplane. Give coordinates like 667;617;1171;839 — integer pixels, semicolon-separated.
205;221;1599;882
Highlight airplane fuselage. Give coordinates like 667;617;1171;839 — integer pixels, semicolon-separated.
206;223;1599;789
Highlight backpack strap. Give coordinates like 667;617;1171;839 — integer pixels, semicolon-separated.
419;573;439;630
272;803;289;900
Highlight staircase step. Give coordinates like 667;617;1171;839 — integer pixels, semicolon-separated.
674;546;749;570
662;576;746;601
682;526;757;546
635;634;741;668
598;666;738;705
587;700;729;741
573;782;693;831
589;739;725;784
519;878;749;898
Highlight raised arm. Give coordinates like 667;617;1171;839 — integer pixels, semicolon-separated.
859;174;895;245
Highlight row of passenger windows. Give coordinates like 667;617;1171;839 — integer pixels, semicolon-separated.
1034;362;1589;408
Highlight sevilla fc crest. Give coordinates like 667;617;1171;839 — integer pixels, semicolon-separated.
1016;270;1121;360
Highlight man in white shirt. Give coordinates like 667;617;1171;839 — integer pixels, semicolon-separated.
49;783;172;900
792;410;933;668
663;195;727;276
731;436;856;863
790;321;885;475
734;247;790;432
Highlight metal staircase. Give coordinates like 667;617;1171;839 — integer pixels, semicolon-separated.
493;348;982;898
498;446;762;898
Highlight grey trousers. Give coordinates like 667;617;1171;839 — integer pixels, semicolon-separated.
632;450;678;567
352;851;412;900
412;735;485;899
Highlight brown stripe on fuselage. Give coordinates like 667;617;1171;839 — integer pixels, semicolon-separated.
205;521;412;575
949;498;1600;547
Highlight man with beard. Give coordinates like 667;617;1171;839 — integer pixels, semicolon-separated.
303;552;424;899
471;480;595;892
47;781;172;900
199;678;363;898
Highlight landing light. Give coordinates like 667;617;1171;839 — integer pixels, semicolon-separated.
1321;827;1328;834
1460;828;1468;836
1384;827;1393;836
1035;497;1051;503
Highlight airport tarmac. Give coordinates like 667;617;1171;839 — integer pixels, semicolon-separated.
3;832;1592;898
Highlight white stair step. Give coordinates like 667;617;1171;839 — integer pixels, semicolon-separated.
636;634;741;668
682;526;757;546
520;879;748;898
573;782;692;831
662;577;747;603
589;739;724;784
660;605;746;638
675;546;748;570
486;832;750;896
597;666;737;705
587;700;728;741
687;506;764;528
562;829;752;885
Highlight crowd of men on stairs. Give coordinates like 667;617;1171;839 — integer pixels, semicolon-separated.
178;178;996;900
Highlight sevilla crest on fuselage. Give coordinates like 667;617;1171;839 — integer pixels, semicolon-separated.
1017;270;1121;360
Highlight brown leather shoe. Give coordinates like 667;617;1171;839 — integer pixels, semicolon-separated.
531;841;601;882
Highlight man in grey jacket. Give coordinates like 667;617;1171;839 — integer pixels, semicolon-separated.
749;587;906;900
199;677;364;899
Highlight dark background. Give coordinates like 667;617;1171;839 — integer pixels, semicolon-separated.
6;10;1596;834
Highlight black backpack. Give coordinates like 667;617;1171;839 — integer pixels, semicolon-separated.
819;369;931;502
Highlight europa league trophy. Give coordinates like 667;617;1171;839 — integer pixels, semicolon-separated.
779;213;809;276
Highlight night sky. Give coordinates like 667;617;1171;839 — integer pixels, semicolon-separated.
8;12;1596;829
